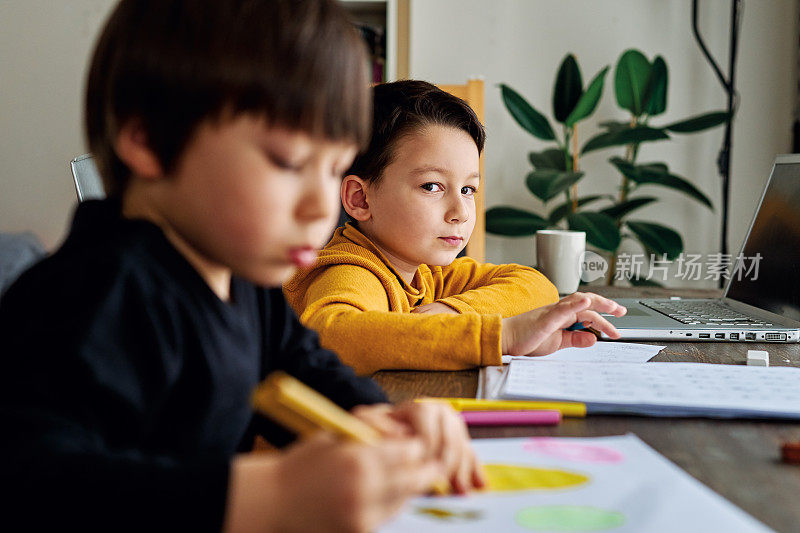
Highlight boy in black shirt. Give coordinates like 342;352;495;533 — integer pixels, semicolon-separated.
0;1;484;531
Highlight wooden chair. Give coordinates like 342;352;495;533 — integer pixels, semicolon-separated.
436;79;485;261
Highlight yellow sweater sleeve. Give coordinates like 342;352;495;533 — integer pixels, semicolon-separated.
298;264;502;375
434;257;559;317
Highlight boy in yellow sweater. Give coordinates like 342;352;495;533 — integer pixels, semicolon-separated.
284;80;626;375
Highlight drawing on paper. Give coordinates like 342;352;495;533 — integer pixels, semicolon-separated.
523;438;625;464
515;505;625;531
484;463;589;491
414;507;482;522
379;435;769;532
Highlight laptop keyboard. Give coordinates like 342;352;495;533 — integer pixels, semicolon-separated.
640;300;773;326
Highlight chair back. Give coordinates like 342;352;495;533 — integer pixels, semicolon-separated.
70;154;106;202
437;79;485;261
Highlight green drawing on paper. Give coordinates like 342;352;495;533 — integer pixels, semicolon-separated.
515;505;625;531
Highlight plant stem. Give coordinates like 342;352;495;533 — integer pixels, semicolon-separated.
563;127;573;211
607;252;617;286
571;124;579;212
620;116;638;204
607;116;638;286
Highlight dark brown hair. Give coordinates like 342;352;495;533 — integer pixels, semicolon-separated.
348;80;485;184
86;0;371;197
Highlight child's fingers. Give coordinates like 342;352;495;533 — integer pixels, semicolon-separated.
540;295;593;332
292;429;339;452
420;405;445;459
509;292;626;355
559;330;598;350
380;405;483;496
578;292;627;317
463;447;484;491
453;443;474;494
504;296;593;356
560;292;626;317
397;402;476;494
437;407;461;471
373;437;429;467
393;402;444;460
351;404;411;438
372;438;445;490
379;457;445;514
439;406;481;494
559;292;593;306
471;452;487;489
437;407;469;493
358;440;445;523
575;309;621;339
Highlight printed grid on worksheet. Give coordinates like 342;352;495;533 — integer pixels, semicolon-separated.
502;361;800;415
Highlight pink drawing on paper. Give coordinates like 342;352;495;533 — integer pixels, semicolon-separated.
523;437;624;464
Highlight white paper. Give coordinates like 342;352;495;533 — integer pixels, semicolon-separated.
501;360;800;418
500;341;664;365
477;365;509;400
380;435;768;532
485;343;663;400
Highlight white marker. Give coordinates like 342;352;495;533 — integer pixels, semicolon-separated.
747;350;769;367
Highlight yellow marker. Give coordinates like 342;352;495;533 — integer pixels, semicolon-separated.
416;398;586;418
252;371;450;494
252;372;381;443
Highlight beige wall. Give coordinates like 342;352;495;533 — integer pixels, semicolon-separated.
410;0;797;286
0;1;116;249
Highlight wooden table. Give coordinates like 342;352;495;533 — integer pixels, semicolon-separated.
372;287;800;532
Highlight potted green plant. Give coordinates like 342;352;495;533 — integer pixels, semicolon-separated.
488;49;729;285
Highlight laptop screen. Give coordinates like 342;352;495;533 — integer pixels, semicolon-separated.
726;159;800;321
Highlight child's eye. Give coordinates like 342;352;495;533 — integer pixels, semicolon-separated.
421;182;444;192
275;159;302;171
267;152;302;171
461;186;477;196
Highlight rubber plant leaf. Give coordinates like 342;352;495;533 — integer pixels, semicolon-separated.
553;54;583;123
485;206;550;236
500;84;556;140
614;49;651;116
567;211;621;251
566;66;609;127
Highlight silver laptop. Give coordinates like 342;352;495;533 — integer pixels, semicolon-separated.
604;154;800;343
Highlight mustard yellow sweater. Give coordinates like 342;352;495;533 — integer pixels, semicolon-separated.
283;223;559;375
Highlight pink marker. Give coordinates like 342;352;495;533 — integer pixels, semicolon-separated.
459;410;561;426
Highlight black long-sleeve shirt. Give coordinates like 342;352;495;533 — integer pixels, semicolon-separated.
0;199;386;531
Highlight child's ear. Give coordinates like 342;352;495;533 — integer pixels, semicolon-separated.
341;175;372;222
113;119;164;180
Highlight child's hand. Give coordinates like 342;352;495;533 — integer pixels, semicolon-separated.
411;302;459;314
226;434;444;533
351;403;412;438
358;401;486;495
501;292;626;356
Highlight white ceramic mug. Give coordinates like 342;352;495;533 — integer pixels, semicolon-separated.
535;230;586;295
